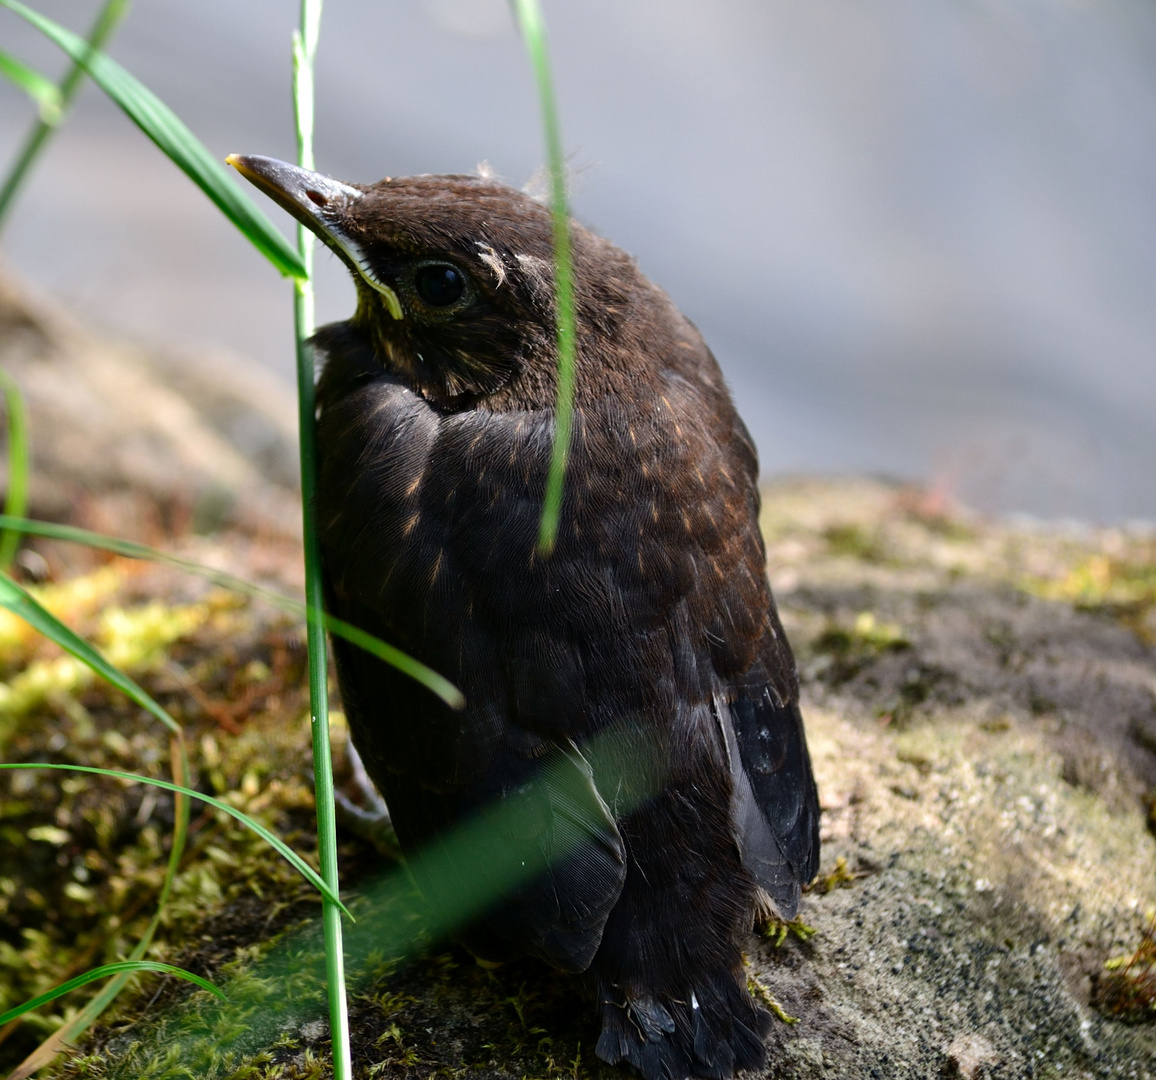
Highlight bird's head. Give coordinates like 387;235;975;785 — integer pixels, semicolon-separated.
228;155;625;409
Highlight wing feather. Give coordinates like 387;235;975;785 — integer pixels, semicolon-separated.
716;684;820;917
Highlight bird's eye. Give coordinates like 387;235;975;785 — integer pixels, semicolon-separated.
413;263;467;308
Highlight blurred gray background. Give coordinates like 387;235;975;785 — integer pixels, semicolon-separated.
1;0;1155;522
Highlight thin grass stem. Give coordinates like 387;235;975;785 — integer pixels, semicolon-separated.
291;3;353;1078
0;762;350;915
0;48;62;122
0;960;225;1027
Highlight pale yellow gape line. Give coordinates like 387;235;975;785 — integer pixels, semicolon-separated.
335;235;404;321
224;153;403;321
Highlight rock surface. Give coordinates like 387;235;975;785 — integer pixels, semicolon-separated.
756;480;1156;1079
0;271;1153;1078
0;265;301;540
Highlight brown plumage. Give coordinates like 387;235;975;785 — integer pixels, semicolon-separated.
230;155;820;1080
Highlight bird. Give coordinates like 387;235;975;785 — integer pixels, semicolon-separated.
229;153;820;1080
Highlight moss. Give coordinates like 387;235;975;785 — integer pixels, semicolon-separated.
759;917;818;947
1020;548;1156;640
0;558;316;1077
808;856;863;897
804;611;911;688
817;611;910;656
746;969;798;1025
822;524;890;564
342;952;610;1080
0;569;241;736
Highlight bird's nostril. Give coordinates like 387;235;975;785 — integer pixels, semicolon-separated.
305;189;328;208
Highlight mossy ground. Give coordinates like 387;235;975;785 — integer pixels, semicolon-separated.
1;478;1154;1078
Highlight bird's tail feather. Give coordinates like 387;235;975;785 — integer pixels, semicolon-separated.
596;968;770;1080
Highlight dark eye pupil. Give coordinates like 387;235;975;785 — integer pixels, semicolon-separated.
414;264;465;307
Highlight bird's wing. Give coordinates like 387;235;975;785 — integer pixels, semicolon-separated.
442;740;628;973
715;681;820;919
312;344;630;974
329;610;628;975
697;400;820;917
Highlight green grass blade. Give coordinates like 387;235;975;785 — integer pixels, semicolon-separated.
0;762;352;918
0;569;180;735
0;0;306;279
510;0;577;556
0;515;464;708
0;961;225;1026
321;612;462;708
0;0;130;233
291;3;353;1078
0;371;30;571
0;48;61;122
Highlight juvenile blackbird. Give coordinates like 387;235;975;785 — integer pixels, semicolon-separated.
230;154;820;1080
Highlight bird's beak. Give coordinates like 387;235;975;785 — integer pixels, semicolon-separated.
226;154;403;320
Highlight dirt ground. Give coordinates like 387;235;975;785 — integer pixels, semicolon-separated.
1;269;1154;1079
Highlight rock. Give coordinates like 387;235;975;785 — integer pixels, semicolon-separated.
755;478;1156;1079
1;275;1153;1077
0;263;301;540
41;483;1149;1080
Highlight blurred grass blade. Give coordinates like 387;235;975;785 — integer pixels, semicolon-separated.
0;0;305;279
0;515;464;708
0;569;180;735
0;48;61;122
0;371;29;570
0;0;130;232
0;762;352;918
0;961;225;1026
510;0;576;556
49;722;670;1069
